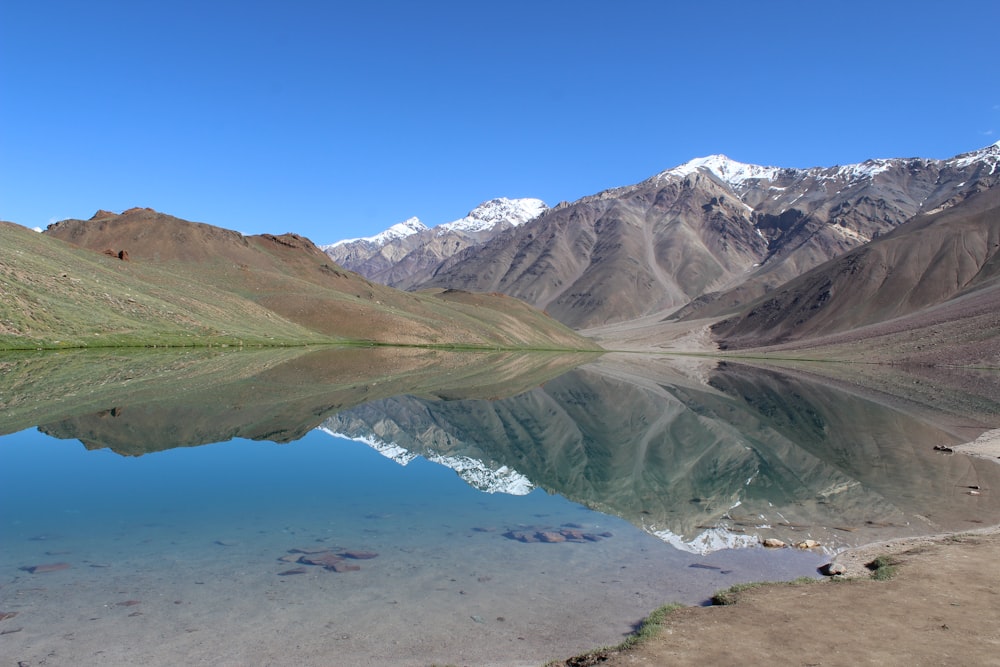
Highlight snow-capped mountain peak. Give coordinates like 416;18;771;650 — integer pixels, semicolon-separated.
660;154;783;187
948;140;1000;172
438;197;547;234
325;216;427;249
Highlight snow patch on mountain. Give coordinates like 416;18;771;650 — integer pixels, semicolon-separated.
317;427;533;495
325;217;428;249
948;140;1000;173
834;159;895;182
438;197;547;235
661;154;783;187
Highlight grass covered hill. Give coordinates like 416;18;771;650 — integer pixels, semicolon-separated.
0;208;598;351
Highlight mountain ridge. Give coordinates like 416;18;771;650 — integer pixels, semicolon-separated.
356;142;1000;332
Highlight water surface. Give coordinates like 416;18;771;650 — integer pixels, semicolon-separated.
2;348;998;666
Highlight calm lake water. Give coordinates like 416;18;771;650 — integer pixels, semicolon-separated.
2;348;998;666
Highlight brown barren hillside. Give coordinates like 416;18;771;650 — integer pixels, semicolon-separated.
34;209;598;350
711;187;1000;366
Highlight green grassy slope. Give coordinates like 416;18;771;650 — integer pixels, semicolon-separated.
3;210;600;351
0;221;330;349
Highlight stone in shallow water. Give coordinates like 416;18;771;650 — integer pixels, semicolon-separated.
340;550;378;560
328;561;361;573
559;528;586;541
21;562;71;574
537;531;566;543
503;530;538;543
0;611;17;622
299;552;344;568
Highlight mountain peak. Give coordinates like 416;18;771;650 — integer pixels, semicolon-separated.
438;197;547;234
947;140;1000;172
326;216;428;249
659;154;782;187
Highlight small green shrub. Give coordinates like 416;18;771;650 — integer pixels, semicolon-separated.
867;555;898;580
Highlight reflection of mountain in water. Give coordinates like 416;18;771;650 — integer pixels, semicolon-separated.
320;428;534;495
320;361;1000;553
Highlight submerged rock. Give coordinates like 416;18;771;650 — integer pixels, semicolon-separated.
21;562;71;573
298;552;344;568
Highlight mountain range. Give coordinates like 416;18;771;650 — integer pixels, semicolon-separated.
325;142;1000;364
4;142;998;362
323;197;547;290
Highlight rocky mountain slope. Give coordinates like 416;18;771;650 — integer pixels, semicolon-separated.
711;185;1000;366
323;197;547;290
340;143;999;330
2;208;597;350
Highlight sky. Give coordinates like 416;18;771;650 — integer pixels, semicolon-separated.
2;1;998;245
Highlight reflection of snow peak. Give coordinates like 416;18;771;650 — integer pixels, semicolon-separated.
649;525;759;555
318;428;533;496
319;429;419;465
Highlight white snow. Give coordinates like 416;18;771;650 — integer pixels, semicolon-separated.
324;216;428;249
317;427;533;495
324;198;547;249
836;159;894;181
946;140;1000;170
318;428;419;465
437;197;547;235
659;154;782;187
650;525;760;554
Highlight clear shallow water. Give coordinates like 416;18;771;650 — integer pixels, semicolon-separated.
1;427;825;667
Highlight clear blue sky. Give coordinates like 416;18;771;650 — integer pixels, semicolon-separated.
2;1;998;244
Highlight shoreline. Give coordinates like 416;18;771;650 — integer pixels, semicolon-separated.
552;425;1000;666
829;427;1000;578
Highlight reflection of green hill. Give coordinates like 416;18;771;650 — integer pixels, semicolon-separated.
322;361;1000;551
0;347;596;453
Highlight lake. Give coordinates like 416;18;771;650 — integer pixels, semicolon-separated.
2;348;998;666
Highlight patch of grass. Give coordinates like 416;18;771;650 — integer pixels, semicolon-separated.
866;555;899;581
549;603;684;667
711;581;766;605
712;576;817;605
